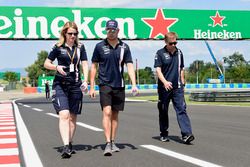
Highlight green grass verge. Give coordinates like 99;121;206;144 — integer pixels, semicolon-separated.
128;95;250;107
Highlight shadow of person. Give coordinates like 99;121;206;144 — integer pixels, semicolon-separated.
54;144;93;153
93;143;138;151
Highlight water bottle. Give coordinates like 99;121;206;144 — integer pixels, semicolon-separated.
80;82;88;94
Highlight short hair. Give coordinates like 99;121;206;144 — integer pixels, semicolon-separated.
164;32;178;43
57;21;79;47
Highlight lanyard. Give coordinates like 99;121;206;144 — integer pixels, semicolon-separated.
66;47;76;64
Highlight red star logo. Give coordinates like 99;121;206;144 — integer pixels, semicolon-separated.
210;11;225;27
142;9;178;38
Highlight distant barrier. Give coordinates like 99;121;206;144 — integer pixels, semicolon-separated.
23;87;37;94
35;83;250;93
190;91;250;102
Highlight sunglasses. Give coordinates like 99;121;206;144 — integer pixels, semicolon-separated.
67;32;78;36
168;41;178;46
106;29;118;33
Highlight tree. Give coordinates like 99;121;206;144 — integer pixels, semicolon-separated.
138;66;155;84
223;52;250;82
3;71;18;82
26;50;55;86
223;52;247;68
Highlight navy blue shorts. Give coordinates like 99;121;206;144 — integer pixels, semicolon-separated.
52;80;83;115
99;85;125;111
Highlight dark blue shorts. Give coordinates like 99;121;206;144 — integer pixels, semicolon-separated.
99;85;125;111
52;80;83;115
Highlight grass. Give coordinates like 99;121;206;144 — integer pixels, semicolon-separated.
128;95;250;107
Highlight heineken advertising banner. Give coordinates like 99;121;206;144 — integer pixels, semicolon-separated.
0;6;249;40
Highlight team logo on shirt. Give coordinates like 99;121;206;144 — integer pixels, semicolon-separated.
102;46;110;54
163;53;170;60
60;48;67;55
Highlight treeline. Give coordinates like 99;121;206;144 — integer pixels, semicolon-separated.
21;51;250;86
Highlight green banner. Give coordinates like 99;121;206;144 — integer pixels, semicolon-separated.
0;6;249;40
0;72;21;81
38;76;54;87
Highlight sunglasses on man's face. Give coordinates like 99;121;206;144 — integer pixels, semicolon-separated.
67;32;78;36
168;41;178;46
106;29;118;33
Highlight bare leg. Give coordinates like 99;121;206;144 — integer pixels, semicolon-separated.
59;110;70;145
102;106;112;142
69;113;77;143
111;111;119;141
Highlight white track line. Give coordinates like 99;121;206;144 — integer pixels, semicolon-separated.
0;164;21;167
32;108;43;112
76;122;103;132
13;100;43;167
0;148;19;156
0;126;16;130
141;145;223;167
0;131;16;135
0;138;17;144
46;113;103;131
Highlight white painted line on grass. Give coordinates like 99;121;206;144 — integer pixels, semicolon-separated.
32;108;43;112
141;145;223;167
13;100;43;167
76;122;103;132
0;148;19;156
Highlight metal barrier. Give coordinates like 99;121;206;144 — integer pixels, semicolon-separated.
189;91;250;102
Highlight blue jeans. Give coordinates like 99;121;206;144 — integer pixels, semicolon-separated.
157;87;192;137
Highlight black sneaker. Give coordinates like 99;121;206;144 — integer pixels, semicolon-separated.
182;135;195;144
160;136;170;142
69;142;76;154
61;145;71;158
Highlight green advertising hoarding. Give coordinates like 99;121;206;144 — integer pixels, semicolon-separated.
0;6;249;40
38;76;54;87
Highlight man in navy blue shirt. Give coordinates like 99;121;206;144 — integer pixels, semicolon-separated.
154;32;194;144
89;19;138;156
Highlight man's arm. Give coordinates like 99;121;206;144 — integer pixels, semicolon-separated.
89;63;97;98
156;67;173;90
127;63;138;95
180;69;185;85
81;60;89;82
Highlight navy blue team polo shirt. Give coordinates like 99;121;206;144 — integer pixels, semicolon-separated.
154;46;184;89
48;43;88;83
92;39;133;88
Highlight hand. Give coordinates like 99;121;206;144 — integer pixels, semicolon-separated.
80;81;88;94
89;88;96;99
56;65;67;76
164;81;173;91
131;86;139;96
